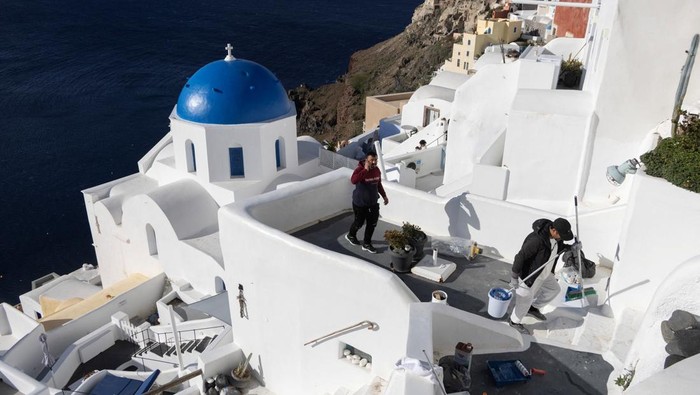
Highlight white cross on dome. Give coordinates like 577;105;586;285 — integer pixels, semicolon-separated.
225;43;235;61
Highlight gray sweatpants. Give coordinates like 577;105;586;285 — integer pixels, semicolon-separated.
510;275;560;324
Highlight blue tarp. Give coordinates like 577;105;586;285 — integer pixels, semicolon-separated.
89;372;155;395
378;118;402;139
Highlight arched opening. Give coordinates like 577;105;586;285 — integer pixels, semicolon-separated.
214;276;226;293
275;137;286;170
229;145;245;177
146;224;158;256
186;139;197;173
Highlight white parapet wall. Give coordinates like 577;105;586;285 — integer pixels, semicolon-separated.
0;303;44;379
45;321;123;389
406;303;528;361
0;359;48;395
219;170;420;394
44;273;166;354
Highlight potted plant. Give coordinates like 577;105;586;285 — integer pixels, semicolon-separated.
559;55;583;89
384;229;415;273
231;352;252;389
402;222;427;262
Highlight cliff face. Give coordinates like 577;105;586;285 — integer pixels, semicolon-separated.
291;0;494;143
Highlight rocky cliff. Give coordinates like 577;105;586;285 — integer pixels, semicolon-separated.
291;0;495;143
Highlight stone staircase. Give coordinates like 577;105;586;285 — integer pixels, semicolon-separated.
530;270;619;354
527;268;645;365
134;335;216;360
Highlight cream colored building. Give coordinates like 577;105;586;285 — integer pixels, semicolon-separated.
364;92;413;131
444;18;523;74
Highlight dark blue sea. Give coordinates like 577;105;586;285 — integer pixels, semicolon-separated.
0;0;421;304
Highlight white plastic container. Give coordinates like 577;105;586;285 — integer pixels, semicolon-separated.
432;290;448;304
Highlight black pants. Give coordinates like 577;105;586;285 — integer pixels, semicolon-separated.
349;203;380;244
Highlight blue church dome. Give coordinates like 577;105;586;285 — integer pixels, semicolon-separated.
176;58;292;125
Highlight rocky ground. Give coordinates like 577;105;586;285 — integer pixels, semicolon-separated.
290;0;494;144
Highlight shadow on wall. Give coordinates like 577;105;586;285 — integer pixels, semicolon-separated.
446;194;480;239
445;194;505;258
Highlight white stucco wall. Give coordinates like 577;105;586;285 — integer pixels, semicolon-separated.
171;113;298;185
0;359;48;395
380;181;624;262
442;63;520;185
580;0;700;202
119;181;224;294
46;322;122;389
0;304;44;379
503;89;594;204
46;273;165;354
219;171;419;394
609;173;700;317
400;99;452;131
623;256;700;388
516;59;559;90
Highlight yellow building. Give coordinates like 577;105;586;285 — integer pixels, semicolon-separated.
444;18;523;74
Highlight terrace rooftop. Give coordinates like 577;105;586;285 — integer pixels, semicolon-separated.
292;212;613;394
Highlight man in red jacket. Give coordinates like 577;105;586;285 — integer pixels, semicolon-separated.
346;153;389;253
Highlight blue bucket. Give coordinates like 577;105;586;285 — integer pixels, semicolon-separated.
487;287;513;318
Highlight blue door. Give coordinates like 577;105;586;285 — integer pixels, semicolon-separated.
229;147;244;177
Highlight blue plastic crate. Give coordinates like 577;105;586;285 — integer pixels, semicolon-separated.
487;359;531;387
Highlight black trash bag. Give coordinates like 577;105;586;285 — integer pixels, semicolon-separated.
562;249;596;278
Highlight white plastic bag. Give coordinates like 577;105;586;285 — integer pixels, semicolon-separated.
431;236;473;258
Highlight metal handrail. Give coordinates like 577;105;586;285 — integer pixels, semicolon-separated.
304;320;377;346
130;324;225;357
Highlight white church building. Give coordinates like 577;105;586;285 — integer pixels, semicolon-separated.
82;47;322;295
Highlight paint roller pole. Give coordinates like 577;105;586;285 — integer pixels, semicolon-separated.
508;250;566;293
574;196;585;307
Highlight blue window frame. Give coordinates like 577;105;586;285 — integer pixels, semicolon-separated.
229;147;244;177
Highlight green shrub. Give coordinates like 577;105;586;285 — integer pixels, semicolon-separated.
349;72;371;94
641;111;700;193
384;229;410;251
401;222;424;241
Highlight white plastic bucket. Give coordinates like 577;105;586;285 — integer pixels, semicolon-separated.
432;290;448;304
487;287;512;318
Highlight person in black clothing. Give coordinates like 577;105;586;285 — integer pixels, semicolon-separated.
345;153;389;253
508;218;578;334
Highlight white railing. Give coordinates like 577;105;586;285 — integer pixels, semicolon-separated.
319;148;359;171
304;320;378;346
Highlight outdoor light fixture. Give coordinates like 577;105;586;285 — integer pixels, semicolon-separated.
606;158;641;186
